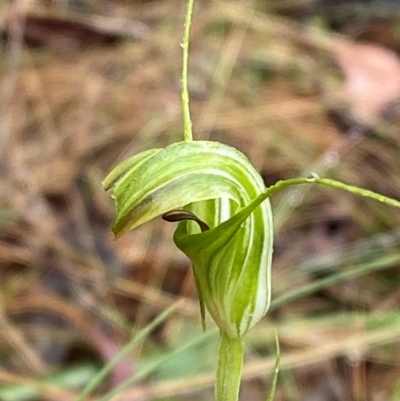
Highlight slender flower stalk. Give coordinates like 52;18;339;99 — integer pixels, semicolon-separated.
182;0;195;142
216;332;244;401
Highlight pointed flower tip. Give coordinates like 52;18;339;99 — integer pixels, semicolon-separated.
111;228;121;240
101;178;110;192
102;169;119;192
111;220;129;240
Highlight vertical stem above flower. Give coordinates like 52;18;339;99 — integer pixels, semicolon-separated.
182;0;195;142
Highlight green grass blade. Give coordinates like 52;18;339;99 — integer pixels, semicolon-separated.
266;331;280;401
98;330;216;401
73;302;180;401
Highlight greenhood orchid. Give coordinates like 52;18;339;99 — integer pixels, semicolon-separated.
103;140;274;339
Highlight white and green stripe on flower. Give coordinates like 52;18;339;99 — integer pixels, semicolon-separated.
103;140;273;339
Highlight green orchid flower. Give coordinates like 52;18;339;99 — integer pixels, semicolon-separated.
103;140;273;339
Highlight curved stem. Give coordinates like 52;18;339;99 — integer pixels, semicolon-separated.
216;331;244;401
269;177;400;209
182;0;195;142
246;176;400;215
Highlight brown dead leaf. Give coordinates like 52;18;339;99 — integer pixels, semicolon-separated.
331;40;400;119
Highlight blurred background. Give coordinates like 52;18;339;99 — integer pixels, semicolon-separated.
1;0;400;400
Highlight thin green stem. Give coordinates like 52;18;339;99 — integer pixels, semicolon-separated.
99;330;216;401
73;303;179;401
266;332;280;401
182;0;195;142
248;176;400;214
272;177;400;209
216;331;244;401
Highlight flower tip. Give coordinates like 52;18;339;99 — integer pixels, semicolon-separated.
111;224;125;240
102;177;113;192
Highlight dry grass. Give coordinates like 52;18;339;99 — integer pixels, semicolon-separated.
1;1;400;400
